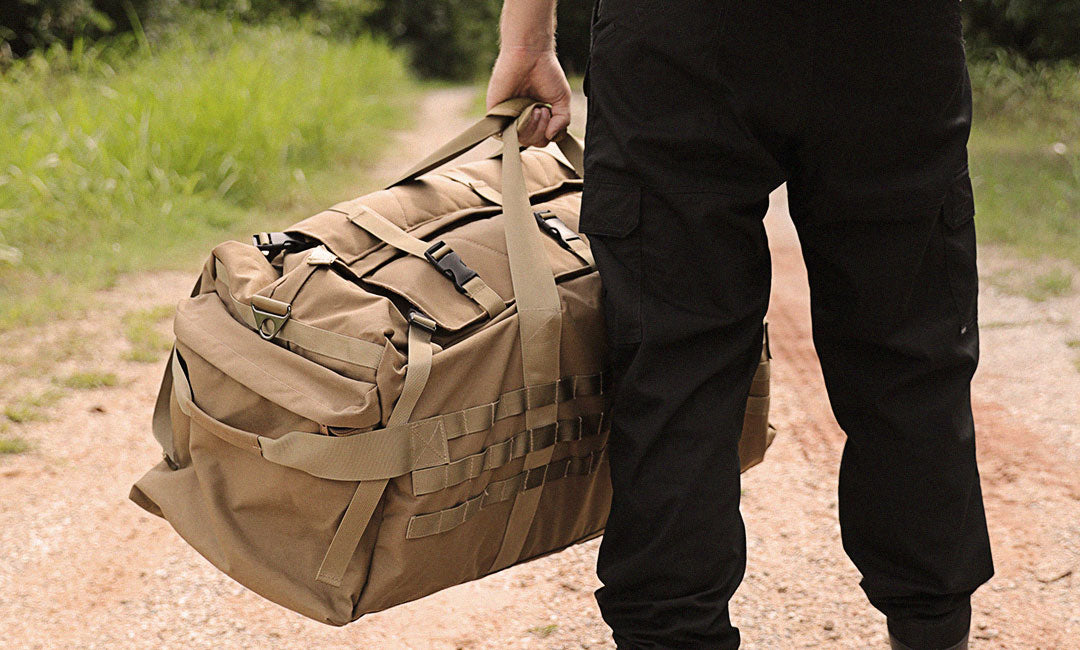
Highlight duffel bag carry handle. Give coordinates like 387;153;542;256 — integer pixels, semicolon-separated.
386;98;584;188
390;97;574;571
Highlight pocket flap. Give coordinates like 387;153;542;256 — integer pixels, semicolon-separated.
942;171;976;229
579;180;641;237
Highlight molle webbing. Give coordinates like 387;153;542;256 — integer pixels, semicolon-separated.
411;411;607;495
405;446;607;539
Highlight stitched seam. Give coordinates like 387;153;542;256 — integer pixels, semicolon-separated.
182;311;380;425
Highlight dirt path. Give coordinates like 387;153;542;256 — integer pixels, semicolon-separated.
0;88;1076;649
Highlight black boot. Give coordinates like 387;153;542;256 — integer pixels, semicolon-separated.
889;632;969;650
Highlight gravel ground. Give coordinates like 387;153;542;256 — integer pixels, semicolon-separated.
0;88;1075;649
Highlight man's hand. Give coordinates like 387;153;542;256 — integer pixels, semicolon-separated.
487;0;571;148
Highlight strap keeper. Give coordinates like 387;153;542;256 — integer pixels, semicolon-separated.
424;241;479;294
408;309;437;334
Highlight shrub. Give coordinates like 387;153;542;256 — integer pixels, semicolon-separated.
1;0;152;58
963;0;1080;61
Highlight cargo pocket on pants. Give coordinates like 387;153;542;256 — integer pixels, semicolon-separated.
580;180;643;346
940;170;978;335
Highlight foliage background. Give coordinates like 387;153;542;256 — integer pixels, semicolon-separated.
4;0;1080;77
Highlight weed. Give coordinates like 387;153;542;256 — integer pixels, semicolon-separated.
1025;269;1073;302
59;370;119;389
122;305;174;362
528;624;559;638
3;389;63;423
0;436;30;455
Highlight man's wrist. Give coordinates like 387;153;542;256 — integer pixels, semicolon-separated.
500;43;556;55
499;0;557;55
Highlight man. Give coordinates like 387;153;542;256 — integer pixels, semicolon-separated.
487;1;993;648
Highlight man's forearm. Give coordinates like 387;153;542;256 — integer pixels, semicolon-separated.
499;0;558;52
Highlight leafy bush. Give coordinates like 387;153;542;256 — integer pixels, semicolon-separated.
963;0;1080;61
967;54;1080;265
0;0;152;58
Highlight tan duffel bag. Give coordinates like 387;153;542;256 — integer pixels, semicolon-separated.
129;98;775;626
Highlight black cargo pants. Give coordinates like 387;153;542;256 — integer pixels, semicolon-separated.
579;1;994;648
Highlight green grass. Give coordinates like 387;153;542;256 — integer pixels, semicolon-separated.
122;305;175;362
0;12;416;331
527;624;559;638
58;370;119;389
3;389;64;423
968;54;1080;265
1026;268;1074;301
0;436;30;455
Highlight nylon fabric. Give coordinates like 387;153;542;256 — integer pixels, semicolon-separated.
347;205;507;318
128;97;774;627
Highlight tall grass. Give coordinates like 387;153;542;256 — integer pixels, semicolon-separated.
0;13;415;329
968;53;1080;265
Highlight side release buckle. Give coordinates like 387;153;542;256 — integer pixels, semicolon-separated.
252;232;316;262
534;210;582;251
424;241;478;294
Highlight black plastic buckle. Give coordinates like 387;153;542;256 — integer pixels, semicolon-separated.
534;210;581;250
252;232;316;261
424;241;478;294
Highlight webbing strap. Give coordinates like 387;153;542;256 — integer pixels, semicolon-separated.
152;352;177;467
161;341;604;483
346;205;506;318
386;99;584;188
405;446;606;539
441;169;504;205
460;275;507;318
315;318;435;587
554;133;585;178
411;412;606;496
490;113;564;572
256;373;604;481
215;259;385;370
388;319;435;428
347;205;430;258
387;98;536;188
315;479;386;587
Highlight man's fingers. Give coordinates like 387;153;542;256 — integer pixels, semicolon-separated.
545;95;572;141
545;113;571;141
519;106;551;147
530;109;552;147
